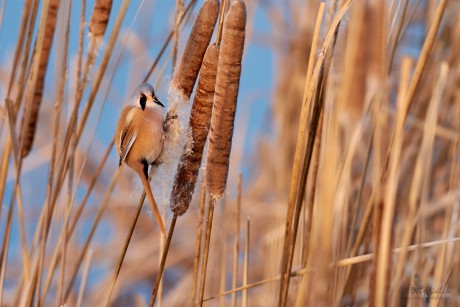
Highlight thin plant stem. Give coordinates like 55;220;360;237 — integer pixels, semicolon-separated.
242;218;250;307
149;214;178;307
231;174;242;307
191;176;207;304
198;197;216;306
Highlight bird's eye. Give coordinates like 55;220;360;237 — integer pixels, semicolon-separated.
139;93;147;106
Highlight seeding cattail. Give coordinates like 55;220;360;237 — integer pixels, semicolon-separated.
170;43;220;216
205;0;246;200
19;0;60;157
171;0;219;100
74;0;113;117
152;0;219;208
89;0;113;38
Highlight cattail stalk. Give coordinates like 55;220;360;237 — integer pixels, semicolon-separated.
170;0;219;100
206;0;246;200
198;2;246;305
19;0;59;157
78;0;113;105
170;43;219;215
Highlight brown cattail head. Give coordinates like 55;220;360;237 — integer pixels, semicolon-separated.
205;0;246;200
171;0;219;100
89;0;113;37
171;43;220;216
19;0;60;157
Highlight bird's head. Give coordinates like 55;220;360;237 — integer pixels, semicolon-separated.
132;83;165;111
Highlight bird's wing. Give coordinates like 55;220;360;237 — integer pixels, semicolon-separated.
119;127;137;166
117;107;137;166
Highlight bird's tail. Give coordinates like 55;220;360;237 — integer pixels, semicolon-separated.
137;170;166;236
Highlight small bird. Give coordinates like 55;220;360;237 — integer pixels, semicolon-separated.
115;83;166;236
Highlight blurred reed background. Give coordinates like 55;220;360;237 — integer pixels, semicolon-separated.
1;0;460;306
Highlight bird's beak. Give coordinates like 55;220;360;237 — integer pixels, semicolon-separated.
153;96;165;108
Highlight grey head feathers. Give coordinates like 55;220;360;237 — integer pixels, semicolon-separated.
132;83;165;109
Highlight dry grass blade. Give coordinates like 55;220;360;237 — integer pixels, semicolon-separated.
104;165;156;306
76;250;93;307
191;176;207;304
39;141;114;304
63;167;122;301
231;174;242;307
386;57;412;306
0;0;39;217
148;215;178;307
242;218;250;307
197;198;216;306
278;1;352;304
172;0;184;70
19;0;59;157
171;43;219;215
171;0;219;99
401;0;447;122
206;0;246;200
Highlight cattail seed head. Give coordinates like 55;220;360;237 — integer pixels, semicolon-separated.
19;0;60;157
171;0;219;100
171;43;220;216
89;0;113;38
205;0;246;200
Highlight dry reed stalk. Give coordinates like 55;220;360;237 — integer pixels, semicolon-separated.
197;198;216;306
0;102;21;304
219;229;227;307
289;5;324;305
353;1;386;306
19;0;59;157
385;57;412;306
279;1;352;304
170;43;219;215
5;0;32;97
388;0;409;69
242;218;250;307
39;141;114;304
54;2;72;304
338;0;365;131
335;237;460;268
76;249;93;307
148;215;178;307
204;267;312;302
191;176;207;304
294;117;323;307
391;62;448;306
76;0;86;83
401;0;447;123
172;0;184;70
0;100;30;283
2;2;56;301
275;3;321;302
63;167;122;301
103;166;155;307
171;0;219;99
205;0;246;200
231;174;242;307
0;0;38;215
